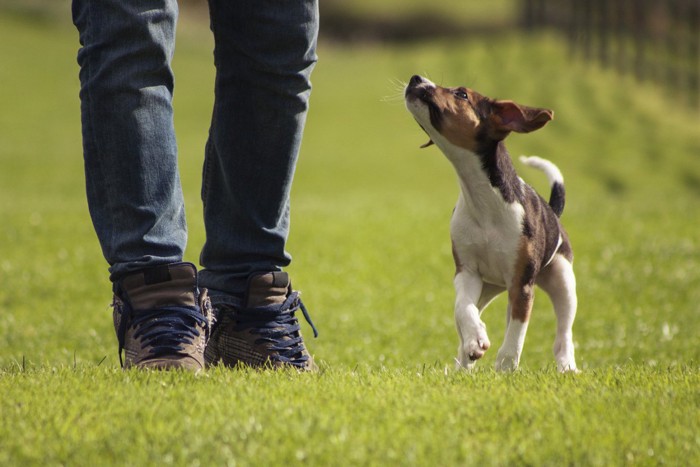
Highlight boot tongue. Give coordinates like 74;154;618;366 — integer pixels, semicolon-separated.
244;272;290;308
120;263;197;310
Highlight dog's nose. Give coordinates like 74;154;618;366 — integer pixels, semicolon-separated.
409;75;424;87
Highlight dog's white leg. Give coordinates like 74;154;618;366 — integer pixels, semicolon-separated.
454;271;490;370
537;255;578;372
495;286;534;371
496;312;529;371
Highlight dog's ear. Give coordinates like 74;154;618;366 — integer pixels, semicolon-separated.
489;100;553;136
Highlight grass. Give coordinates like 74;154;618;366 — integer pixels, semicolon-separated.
2;364;697;465
1;8;699;466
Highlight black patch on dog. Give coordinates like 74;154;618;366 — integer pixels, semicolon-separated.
549;182;565;217
525;186;563;268
520;259;537;287
474;139;523;204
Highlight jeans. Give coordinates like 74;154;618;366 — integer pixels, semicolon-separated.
72;0;319;298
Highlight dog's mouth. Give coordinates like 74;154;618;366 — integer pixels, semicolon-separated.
405;76;441;148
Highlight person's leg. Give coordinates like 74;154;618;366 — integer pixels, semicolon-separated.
200;0;320;369
72;0;186;280
73;0;211;370
198;0;319;299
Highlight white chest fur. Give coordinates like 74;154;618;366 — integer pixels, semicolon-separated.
451;194;524;287
444;142;525;287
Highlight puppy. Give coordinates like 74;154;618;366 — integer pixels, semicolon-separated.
405;75;577;372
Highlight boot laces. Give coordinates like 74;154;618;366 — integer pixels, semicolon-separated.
116;300;208;367
233;292;318;367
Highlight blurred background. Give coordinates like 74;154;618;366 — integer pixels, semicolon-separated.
324;0;700;108
3;0;695;105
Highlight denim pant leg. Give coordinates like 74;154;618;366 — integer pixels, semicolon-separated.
198;0;319;299
72;0;187;281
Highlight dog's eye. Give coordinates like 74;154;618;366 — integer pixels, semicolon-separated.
454;90;469;101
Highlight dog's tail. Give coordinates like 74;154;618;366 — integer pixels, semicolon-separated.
519;155;565;217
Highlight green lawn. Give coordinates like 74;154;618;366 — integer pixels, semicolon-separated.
1;9;699;466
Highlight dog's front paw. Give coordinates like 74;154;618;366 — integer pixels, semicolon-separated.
468;337;491;361
456;328;491;369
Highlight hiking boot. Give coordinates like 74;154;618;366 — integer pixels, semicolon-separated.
112;262;213;371
204;272;318;371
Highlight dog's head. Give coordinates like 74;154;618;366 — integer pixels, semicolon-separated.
404;75;553;152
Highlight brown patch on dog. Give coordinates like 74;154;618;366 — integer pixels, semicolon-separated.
431;87;482;151
488;100;553;137
508;239;537;322
428;86;553;149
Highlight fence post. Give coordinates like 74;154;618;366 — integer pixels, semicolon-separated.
614;0;629;74
688;0;700;107
519;0;699;109
632;0;648;82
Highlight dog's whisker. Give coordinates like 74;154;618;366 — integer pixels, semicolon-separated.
381;78;408;104
389;77;406;87
380;93;406;104
389;79;408;95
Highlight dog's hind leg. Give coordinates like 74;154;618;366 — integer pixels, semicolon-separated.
537;254;578;372
454;270;491;370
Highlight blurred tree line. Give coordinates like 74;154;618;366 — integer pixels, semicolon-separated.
522;0;700;108
3;0;696;107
